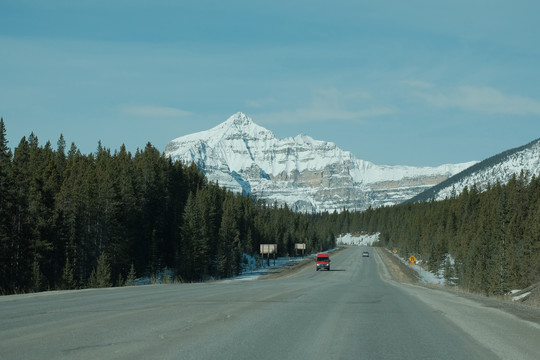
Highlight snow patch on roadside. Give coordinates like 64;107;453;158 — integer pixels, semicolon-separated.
512;291;532;301
337;233;379;246
388;249;446;285
222;255;307;282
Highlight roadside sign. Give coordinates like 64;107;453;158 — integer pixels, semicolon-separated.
393;249;397;254
260;244;277;254
260;244;278;266
295;243;306;257
409;255;417;265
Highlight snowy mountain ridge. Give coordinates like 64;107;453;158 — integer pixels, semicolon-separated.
411;137;540;202
164;112;476;212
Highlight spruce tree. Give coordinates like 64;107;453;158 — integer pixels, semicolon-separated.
0;118;14;293
31;257;43;292
10;137;34;292
61;257;76;290
113;144;138;275
88;252;112;288
125;263;137;286
218;194;240;278
179;192;197;281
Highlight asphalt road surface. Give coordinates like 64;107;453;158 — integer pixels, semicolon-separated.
2;246;540;360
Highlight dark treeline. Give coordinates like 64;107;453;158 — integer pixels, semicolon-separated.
0;119;340;294
2;118;538;297
357;171;540;296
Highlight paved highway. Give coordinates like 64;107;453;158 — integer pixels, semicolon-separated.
2;246;539;359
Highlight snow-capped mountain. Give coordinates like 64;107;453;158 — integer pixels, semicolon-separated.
164;112;476;212
411;137;540;202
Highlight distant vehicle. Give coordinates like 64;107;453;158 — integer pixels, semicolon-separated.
316;253;331;271
362;251;369;257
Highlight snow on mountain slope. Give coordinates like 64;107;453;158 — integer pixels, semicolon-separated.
164;112;476;212
411;137;540;202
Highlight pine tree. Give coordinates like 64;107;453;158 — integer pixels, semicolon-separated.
443;257;455;285
0;118;14;293
31;257;43;292
10;136;34;292
125;263;137;286
61;256;76;290
55;143;87;288
133;143;169;274
218;194;241;278
179;192;198;281
88;252;112;288
111;144;139;278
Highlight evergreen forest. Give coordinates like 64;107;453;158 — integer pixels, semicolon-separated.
1;118;538;297
0;119;338;294
361;171;540;296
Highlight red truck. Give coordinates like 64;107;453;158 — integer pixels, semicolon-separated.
316;253;331;271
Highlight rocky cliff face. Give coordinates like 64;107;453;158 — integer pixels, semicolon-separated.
164;112;475;212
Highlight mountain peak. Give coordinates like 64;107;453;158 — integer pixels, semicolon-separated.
164;113;475;212
218;112;274;140
226;112;252;126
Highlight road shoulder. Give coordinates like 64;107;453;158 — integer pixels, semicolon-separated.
374;247;540;324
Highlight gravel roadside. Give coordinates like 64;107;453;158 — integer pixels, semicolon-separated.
375;247;540;324
375;246;540;360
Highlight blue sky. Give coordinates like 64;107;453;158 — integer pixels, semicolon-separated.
1;0;539;166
